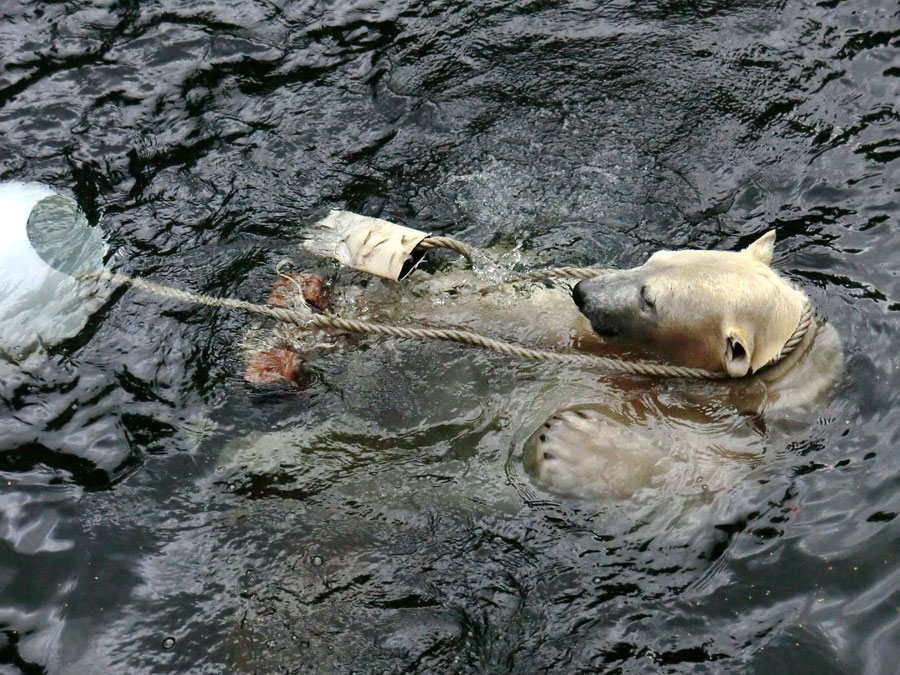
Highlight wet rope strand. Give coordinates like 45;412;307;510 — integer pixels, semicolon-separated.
505;266;608;283
418;236;607;282
416;236;478;261
89;270;813;379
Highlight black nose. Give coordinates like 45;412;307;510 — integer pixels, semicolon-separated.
572;279;588;309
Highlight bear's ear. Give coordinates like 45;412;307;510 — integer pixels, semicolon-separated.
741;230;776;266
724;327;754;377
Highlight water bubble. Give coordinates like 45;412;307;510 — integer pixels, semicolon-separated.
312;555;324;567
592;576;602;584
161;637;176;650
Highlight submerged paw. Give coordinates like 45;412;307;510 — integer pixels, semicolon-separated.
523;407;671;499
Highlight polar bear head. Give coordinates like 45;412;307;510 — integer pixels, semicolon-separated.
572;232;808;377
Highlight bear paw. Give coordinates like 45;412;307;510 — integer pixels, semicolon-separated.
523;407;672;500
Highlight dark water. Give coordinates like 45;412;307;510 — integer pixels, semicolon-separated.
1;0;899;672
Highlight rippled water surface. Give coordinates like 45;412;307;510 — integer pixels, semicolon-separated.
1;1;899;673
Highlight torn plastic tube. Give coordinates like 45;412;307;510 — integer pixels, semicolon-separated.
301;210;430;281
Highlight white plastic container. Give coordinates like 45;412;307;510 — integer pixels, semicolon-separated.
0;181;109;361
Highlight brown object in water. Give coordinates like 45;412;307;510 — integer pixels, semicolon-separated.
243;348;304;386
268;273;331;312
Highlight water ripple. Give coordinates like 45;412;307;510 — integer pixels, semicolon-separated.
0;0;898;672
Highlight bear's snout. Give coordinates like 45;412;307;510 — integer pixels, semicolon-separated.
573;274;616;311
573;277;619;338
572;279;590;310
572;273;643;339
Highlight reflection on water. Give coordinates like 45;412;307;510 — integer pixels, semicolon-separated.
1;0;899;672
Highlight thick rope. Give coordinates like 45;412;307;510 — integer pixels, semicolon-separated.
766;302;815;366
506;266;608;283
416;236;478;261
86;270;814;379
416;236;606;283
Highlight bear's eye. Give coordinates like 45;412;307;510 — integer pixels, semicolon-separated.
640;284;656;312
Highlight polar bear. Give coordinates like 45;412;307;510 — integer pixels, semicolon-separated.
523;231;842;499
248;229;841;501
